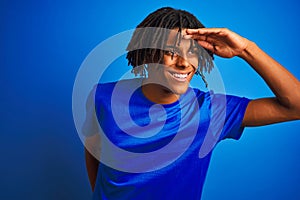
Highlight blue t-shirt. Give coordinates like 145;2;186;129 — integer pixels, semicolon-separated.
84;78;250;200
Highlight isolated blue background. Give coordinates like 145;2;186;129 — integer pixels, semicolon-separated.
1;0;300;199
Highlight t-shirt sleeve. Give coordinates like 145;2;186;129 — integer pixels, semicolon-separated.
82;85;100;137
217;94;251;141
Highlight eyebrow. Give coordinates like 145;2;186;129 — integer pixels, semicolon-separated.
164;44;199;53
164;45;180;49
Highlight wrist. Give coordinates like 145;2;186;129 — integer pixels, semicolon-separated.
238;40;258;61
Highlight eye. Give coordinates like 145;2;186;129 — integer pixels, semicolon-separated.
164;48;179;58
188;47;199;56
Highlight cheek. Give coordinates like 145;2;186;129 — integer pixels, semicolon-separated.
162;55;173;66
147;64;169;80
190;57;199;69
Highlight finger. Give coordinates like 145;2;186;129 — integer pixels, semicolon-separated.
184;34;219;47
186;28;223;35
183;34;207;41
197;41;215;52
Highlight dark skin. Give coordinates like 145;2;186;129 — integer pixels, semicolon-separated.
85;27;300;190
85;134;100;191
185;28;300;126
85;148;99;191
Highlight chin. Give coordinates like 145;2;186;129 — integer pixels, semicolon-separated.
168;83;190;95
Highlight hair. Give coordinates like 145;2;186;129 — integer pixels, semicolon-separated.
126;7;213;85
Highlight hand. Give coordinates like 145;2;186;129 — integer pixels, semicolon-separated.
185;28;250;58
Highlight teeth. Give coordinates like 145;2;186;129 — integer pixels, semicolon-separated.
172;73;188;79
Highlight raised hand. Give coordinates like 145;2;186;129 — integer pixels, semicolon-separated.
185;28;249;58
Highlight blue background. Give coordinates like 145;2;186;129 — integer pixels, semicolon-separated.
1;0;299;199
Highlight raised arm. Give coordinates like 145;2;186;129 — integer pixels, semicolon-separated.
185;28;300;126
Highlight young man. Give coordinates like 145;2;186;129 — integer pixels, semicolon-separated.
84;7;300;200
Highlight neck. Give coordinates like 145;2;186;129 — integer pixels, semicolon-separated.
141;83;179;104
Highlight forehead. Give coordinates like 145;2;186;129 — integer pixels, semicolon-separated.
165;29;195;47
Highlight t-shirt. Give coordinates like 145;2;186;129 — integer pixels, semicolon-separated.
84;78;250;200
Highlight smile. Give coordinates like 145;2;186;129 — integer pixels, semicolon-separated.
168;71;191;82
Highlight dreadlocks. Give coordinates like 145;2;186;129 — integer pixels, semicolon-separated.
126;7;214;86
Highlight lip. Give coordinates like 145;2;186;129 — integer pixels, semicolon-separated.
167;70;192;82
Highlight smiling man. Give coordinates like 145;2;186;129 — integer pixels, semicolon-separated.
141;29;201;103
84;7;300;200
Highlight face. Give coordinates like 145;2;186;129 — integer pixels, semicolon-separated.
147;29;199;95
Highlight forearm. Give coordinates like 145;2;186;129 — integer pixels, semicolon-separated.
84;134;101;191
239;41;300;113
85;147;99;191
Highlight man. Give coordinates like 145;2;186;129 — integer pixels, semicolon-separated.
84;7;300;200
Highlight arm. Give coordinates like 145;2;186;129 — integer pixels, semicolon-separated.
85;147;99;191
83;85;101;191
185;28;300;126
239;41;300;126
84;134;100;191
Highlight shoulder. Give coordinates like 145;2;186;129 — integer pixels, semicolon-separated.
188;88;250;108
95;78;142;95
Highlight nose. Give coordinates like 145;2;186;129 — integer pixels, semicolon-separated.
176;55;190;69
